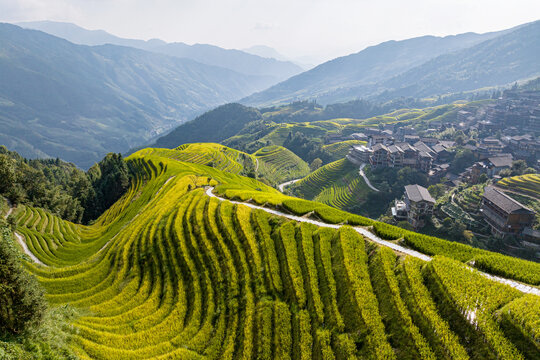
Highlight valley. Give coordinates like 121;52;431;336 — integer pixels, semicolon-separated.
1;8;539;360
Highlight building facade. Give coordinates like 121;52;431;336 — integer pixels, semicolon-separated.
404;184;436;229
481;186;536;237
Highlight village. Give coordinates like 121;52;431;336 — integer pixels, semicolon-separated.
342;88;540;258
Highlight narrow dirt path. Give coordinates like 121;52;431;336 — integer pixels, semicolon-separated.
205;186;540;296
3;198;13;219
278;178;302;192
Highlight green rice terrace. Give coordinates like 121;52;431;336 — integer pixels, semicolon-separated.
497;174;540;198
5;145;540;359
253;145;310;185
138;143;308;186
322;140;367;162
438;184;486;229
291;158;372;210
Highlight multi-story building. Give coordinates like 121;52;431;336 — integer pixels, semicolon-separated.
370;144;390;167
348;142;433;172
404;184;436;228
481;186;536;237
481;138;504;154
368;134;394;147
347;145;372;164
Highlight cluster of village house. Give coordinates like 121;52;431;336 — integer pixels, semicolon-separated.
391;184;537;245
337;89;540;242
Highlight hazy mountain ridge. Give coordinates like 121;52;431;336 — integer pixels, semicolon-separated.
16;21;303;83
0;23;271;168
376;20;540;100
241;24;527;106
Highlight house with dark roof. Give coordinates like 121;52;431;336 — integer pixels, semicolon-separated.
481;138;504;154
370;143;390;167
413;141;435;156
481;186;536;237
486;155;513;177
404;184;436;228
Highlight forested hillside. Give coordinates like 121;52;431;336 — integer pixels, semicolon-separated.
0;146;131;223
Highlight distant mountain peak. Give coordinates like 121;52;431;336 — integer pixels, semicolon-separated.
15;20;303;82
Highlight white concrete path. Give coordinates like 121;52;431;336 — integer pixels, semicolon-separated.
3;199;45;265
278;178;302;192
359;163;379;192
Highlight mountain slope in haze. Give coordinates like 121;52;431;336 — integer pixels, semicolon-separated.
17;21;303;84
153;103;263;149
16;20;167;49
0;23;268;168
149;42;302;83
241;27;516;106
377;20;540;100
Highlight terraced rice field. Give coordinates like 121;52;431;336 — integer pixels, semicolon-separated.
253;145;310;184
292;158;372;209
497;174;540;199
259;123;328;146
322;140;367;162
139;143;255;175
12;147;540;359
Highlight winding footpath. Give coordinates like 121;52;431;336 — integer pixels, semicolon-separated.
359;163;379;192
278;178;302;192
3;200;45;266
205;187;540;296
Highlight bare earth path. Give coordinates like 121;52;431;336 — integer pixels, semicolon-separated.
205;186;540;296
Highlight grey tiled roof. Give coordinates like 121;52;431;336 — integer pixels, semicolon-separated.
372;143;388;152
488;156;513;168
483;186;535;214
405;184;435;203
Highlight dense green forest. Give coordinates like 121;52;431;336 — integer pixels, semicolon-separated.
0;146;131;224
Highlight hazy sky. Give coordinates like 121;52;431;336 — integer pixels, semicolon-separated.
1;0;539;64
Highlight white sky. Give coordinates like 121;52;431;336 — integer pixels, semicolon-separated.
1;0;539;64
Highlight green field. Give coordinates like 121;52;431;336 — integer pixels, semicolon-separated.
497;174;540;198
322;140;367;162
292;158;372;210
8;145;540;359
253;145;310;184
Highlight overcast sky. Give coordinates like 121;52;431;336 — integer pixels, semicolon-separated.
1;0;539;64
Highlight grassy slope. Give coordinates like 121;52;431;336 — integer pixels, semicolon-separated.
10;145;540;359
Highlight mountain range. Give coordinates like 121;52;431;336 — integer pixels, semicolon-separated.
0;23;273;168
17;21;303;84
3;19;540;169
241;21;539;106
